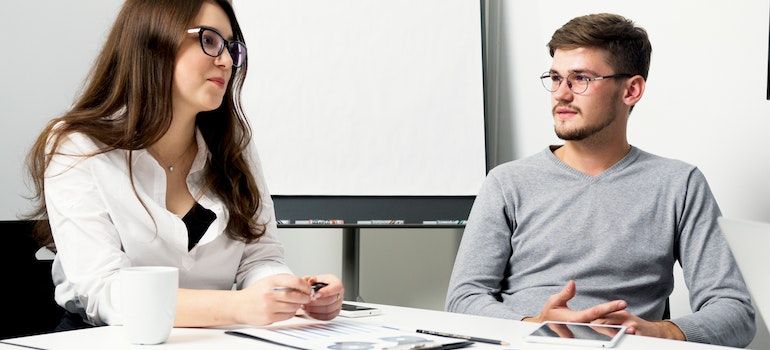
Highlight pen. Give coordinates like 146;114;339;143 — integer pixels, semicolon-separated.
272;282;328;294
416;329;509;346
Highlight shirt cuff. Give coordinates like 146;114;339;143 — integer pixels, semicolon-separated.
240;262;293;289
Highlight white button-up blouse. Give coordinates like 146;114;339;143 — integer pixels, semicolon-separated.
44;128;291;326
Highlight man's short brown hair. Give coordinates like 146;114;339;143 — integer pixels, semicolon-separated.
548;13;652;80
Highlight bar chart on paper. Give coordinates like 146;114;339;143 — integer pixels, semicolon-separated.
227;320;458;349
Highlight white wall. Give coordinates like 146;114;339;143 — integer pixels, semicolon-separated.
278;228;343;279
358;228;462;310
489;1;770;348
498;1;770;222
279;227;461;311
0;1;124;220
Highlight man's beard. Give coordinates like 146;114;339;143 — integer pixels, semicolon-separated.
553;104;618;141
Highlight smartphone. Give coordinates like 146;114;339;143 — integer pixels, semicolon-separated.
524;321;626;348
338;303;382;318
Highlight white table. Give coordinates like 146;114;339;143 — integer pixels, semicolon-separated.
0;302;739;350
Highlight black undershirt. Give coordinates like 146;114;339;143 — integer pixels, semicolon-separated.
181;202;216;251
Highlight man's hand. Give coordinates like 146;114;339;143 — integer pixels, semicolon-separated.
522;280;628;323
593;310;685;340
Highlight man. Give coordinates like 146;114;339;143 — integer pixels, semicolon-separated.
445;13;755;347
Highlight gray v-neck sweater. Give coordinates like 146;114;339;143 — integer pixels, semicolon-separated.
446;146;755;347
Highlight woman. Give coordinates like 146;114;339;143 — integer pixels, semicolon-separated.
26;0;343;329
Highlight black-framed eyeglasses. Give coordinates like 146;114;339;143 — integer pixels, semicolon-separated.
187;27;247;68
539;71;633;95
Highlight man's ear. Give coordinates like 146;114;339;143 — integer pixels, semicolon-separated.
623;75;645;108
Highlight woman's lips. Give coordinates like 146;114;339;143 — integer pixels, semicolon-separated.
208;77;225;88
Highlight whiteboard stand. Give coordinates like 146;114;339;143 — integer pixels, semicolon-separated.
342;227;361;302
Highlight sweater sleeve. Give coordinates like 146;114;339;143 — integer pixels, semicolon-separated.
669;168;755;347
445;170;522;320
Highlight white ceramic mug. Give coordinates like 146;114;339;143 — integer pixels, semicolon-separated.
119;266;178;344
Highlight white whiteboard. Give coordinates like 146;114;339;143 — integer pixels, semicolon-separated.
234;0;487;196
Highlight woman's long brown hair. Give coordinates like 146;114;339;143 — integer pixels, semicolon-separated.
25;0;265;246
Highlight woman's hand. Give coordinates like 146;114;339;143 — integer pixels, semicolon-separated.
302;274;344;321
233;274;311;326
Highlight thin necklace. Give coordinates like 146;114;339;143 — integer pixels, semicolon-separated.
153;142;195;172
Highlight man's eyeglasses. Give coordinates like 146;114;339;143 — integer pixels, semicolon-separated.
539;72;633;95
187;27;247;68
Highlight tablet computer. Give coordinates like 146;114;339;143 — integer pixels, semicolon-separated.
524;321;626;348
